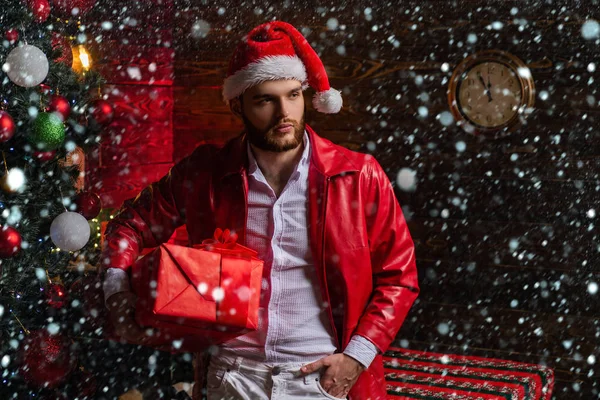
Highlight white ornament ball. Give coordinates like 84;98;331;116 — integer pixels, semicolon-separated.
50;211;90;251
3;45;49;88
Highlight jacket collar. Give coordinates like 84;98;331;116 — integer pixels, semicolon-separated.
215;123;359;180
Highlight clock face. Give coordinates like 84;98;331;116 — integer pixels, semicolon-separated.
457;61;522;128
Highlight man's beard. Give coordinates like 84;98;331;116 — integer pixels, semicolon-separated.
242;108;306;153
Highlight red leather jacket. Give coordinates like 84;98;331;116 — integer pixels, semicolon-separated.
102;124;419;399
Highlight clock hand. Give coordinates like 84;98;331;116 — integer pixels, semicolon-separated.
477;72;487;88
486;66;493;102
478;72;493;103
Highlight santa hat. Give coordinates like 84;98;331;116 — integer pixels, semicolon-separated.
222;21;343;114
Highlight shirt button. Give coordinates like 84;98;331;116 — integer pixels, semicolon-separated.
272;366;281;375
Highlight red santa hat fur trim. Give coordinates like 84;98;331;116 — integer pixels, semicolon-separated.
223;21;343;114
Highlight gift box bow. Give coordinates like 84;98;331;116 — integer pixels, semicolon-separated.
192;228;258;259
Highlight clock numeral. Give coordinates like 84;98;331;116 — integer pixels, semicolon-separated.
468;78;474;86
508;78;514;86
486;115;492;123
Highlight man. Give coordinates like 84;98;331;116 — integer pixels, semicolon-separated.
102;21;419;400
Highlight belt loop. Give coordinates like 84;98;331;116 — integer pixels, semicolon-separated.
234;356;243;372
303;373;314;385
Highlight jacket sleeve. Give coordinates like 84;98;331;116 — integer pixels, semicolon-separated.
354;158;420;353
100;158;189;272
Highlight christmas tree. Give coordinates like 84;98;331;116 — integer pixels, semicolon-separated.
1;2;195;398
0;0;114;397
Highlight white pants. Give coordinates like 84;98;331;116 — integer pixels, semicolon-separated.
206;353;347;400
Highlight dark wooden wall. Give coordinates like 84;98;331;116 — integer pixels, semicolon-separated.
90;1;600;397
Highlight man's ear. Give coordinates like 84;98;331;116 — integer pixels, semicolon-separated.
229;97;242;119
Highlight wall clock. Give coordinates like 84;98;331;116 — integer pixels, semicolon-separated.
447;50;535;137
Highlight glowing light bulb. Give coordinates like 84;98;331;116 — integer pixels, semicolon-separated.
1;168;26;193
78;45;91;71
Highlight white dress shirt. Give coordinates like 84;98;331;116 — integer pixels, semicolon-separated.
103;131;378;368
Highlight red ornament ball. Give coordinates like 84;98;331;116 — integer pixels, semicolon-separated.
90;99;114;125
0;111;16;143
18;330;76;389
27;0;51;23
75;191;102;219
48;95;71;120
33;150;57;162
46;281;67;308
5;29;19;43
0;225;21;258
51;33;73;66
51;0;97;16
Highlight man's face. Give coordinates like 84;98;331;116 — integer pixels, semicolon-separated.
237;79;306;152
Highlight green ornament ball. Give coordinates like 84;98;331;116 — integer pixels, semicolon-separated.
29;112;65;151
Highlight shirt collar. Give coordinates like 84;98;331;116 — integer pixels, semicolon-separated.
247;130;310;177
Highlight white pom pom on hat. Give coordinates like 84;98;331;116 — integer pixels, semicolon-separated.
222;21;343;114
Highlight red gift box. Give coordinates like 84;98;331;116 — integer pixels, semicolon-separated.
129;228;263;352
